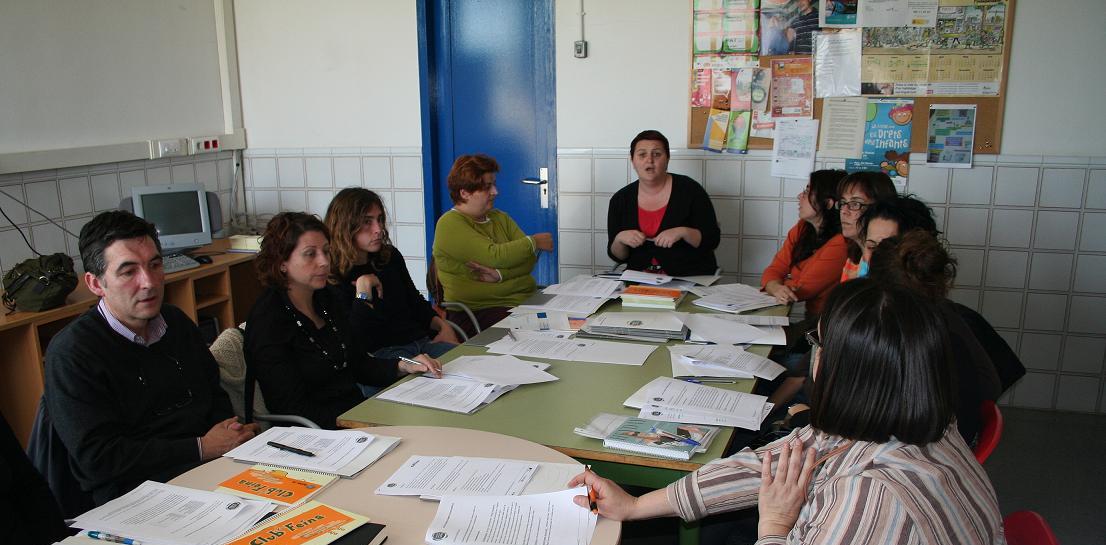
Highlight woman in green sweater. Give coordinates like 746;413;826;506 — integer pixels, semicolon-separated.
431;154;553;335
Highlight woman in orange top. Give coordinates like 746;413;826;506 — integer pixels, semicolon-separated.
761;169;848;316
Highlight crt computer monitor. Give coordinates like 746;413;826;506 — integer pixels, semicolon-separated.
130;183;212;254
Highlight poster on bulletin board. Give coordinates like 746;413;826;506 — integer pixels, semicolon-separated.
845;98;914;186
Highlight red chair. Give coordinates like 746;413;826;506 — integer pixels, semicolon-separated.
1004;511;1059;545
973;399;1003;464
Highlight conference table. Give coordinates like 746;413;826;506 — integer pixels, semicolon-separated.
171;426;621;545
337;297;789;544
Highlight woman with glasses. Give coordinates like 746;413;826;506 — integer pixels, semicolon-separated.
571;279;1004;545
431;154;554;336
834;171;897;281
607;130;721;276
245;213;443;429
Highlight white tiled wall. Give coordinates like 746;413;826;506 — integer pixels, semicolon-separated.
0;153;236;278
557;148;1106;414
242;148;429;293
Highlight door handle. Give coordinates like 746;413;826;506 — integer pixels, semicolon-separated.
520;168;550;209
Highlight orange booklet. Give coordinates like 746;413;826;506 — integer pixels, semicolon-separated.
216;465;337;506
224;501;384;545
620;285;683;300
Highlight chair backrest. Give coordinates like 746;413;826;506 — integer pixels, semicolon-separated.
1004;511;1059;545
973;399;1003;464
26;397;95;518
425;256;446;314
209;326;267;425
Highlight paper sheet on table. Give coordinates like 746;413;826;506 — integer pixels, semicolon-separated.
517;294;609;316
224;426;373;474
436;354;558;385
814;30;862;98
818;97;867;158
688;325;786;346
377;376;499;413
573;412;631;439
680;313;764;345
669;344;786;380
522;462;586;495
771;118;820;180
70;481;272;545
543;276;622;298
486;336;656;366
376;455;537;499
708;313;789;326
621;269;720;287
426;487;596;545
689;282;780;314
496;310;580;332
627;378;772;430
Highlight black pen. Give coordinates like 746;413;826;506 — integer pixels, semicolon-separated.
266;441;315;457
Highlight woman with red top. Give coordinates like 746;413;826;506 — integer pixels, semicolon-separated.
607;130;721;276
761;169;848;315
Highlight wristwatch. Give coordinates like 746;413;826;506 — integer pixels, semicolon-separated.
356;292;371;300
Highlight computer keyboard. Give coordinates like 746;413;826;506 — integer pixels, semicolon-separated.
163;253;201;274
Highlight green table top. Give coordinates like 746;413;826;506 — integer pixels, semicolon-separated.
338;297;788;474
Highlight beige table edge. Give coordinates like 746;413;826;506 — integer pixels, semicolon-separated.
170;425;620;545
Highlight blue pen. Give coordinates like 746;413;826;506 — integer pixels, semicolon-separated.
679;377;702;383
87;531;144;545
651;427;702;447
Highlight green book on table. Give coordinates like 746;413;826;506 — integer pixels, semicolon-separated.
602;417;718;460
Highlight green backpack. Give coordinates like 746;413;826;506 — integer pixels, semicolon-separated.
2;253;78;313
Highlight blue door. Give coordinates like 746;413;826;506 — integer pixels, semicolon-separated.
418;0;558;286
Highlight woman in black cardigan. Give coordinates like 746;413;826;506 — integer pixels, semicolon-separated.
607;130;721;276
245;213;442;428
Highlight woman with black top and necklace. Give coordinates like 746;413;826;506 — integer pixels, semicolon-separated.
244;212;442;429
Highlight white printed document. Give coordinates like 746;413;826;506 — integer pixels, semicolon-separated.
679;313;765;345
669;344;786;380
425;487;596;545
376;455;538;499
516;294;609;316
377;376;502;414
485;336;657;366
691;283;780;314
70;481;271;545
543;276;621;298
435;354;558;385
224;426;374;475
625;377;771;430
496;310;580;332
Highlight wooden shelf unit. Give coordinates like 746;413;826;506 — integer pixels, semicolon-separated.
0;240;261;447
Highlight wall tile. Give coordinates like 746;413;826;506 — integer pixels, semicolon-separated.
782;177;805;198
392;191;424;223
560;266;593;282
952;248;984;286
395;224;425;258
1022;293;1067;331
253;190;279;215
1011;372;1055;409
704;160;742;196
906;165;949;204
31;223;67;255
593;158;629;193
989;209;1033;247
249;158;277;187
557;195;591;229
1079;212;1106;251
333;157;361;186
1062;336;1106;374
1019;333;1062;370
557;157;592;192
780;203;799;230
742;201;780;236
980;290;1023;328
931;206;946;232
147;166;171;185
740;238;779;274
558;231;591;266
1074;254;1106;293
306;190;333;217
407;258;428;293
1087;169;1106;209
1028;253;1073;291
59;177;92;216
997;330;1019;353
668;159;702;181
950;167;993;204
716;237;740;275
392;156;423;188
948;288;980;310
0;187;29;224
0;229;36;270
195;161;217;192
715;199;742;235
593;232;615;267
362;157;391;188
984;250;1027;289
1034;211;1080;250
279;191;306;212
1068;296;1106;334
25;180;61;219
119;170;146;194
1039;168;1085;208
946;208;989;246
305;158;333;188
591;195;609;230
170;163;195;185
993;167;1038;206
743;169;781;197
65;217;90;256
218;159;234;190
1056;376;1099;412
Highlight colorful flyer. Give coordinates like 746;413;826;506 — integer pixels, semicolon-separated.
761;0;822;55
770;58;814;119
926;104;976;168
711;69;733;110
725;111;752;153
820;0;859;27
730;68;754;111
694;11;725;53
216;464;336;506
702;108;732;151
722;9;760;53
224;501;370;545
845;98;914;186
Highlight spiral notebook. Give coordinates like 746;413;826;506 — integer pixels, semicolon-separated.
602;417;719;460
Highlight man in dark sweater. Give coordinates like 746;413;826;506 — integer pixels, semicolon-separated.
43;211;257;505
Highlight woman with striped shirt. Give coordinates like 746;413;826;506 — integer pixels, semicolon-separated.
572;279;1004;544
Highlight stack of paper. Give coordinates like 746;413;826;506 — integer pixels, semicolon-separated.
485;335;657;366
376;455;538;499
376;354;557;414
582;311;688;341
625;377;772;430
602;417;721;460
543;275;622;298
70;482;272;545
223;501;387;545
691;283;780;314
426;488;596;545
495;310;586;333
619;285;687;309
515;293;611;316
620;269;722;287
681;312;787;345
223;426;398;477
575;412;720;456
669;344;786;380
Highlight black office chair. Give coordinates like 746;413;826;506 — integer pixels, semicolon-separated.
210;326;319;429
26;398;95;518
